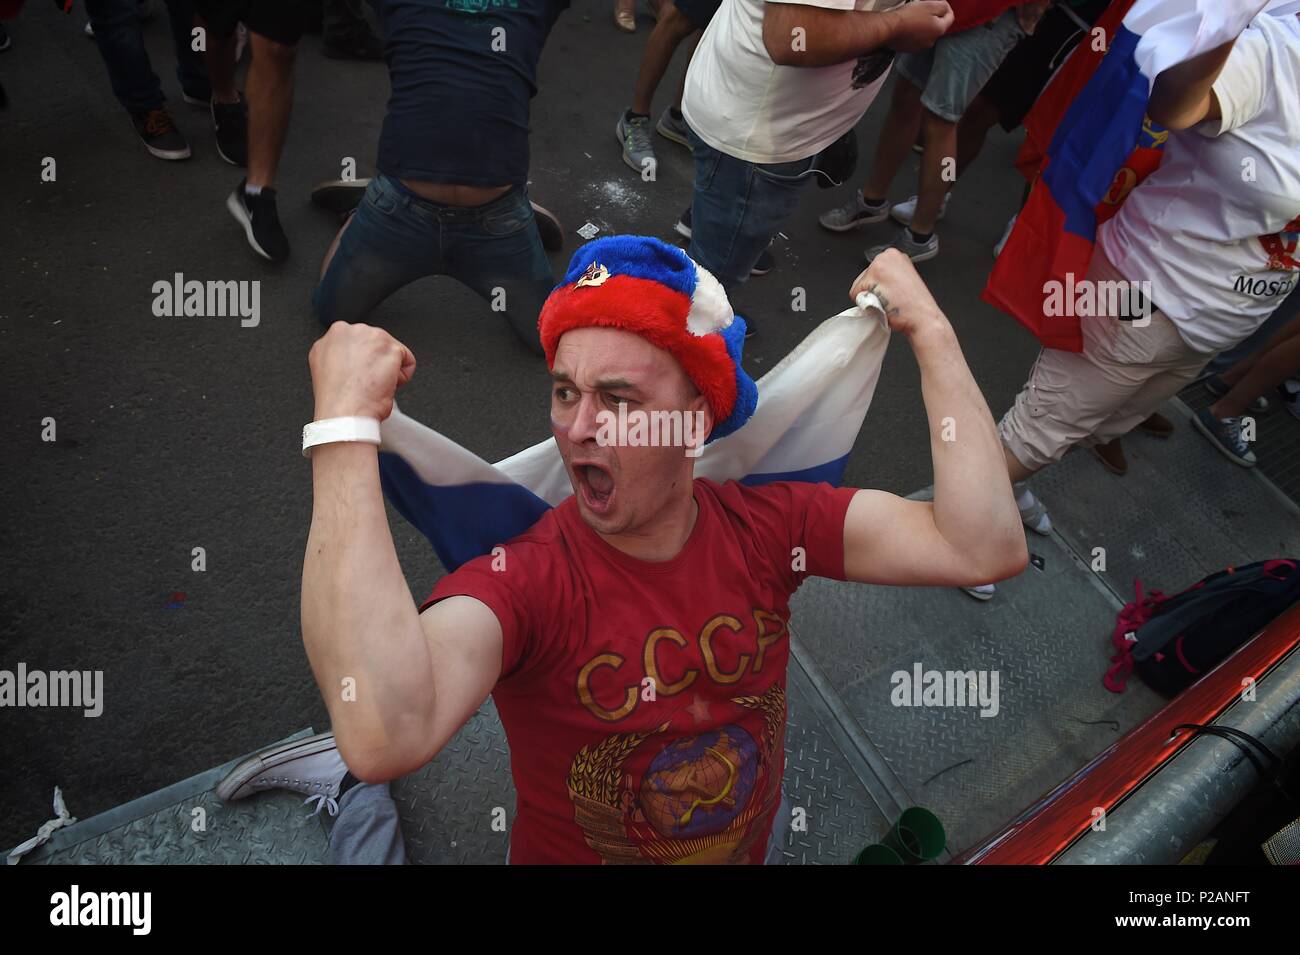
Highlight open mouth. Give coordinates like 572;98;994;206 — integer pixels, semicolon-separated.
574;461;616;514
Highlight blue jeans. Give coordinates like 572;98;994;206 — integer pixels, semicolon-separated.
686;126;814;291
313;175;554;354
85;0;210;113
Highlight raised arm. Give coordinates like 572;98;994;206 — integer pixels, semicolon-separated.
1146;39;1235;130
301;323;503;783
762;0;953;67
839;251;1027;586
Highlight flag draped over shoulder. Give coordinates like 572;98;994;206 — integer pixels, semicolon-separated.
983;0;1300;352
377;307;891;573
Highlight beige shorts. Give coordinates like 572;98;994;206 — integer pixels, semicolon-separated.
998;247;1214;472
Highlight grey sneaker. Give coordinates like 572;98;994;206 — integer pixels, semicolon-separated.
216;732;348;816
889;192;950;226
1191;409;1257;467
616;111;656;177
655;107;690;147
865;226;939;264
819;192;890;232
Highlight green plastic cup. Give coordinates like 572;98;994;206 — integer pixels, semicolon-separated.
853;843;904;865
882;807;946;863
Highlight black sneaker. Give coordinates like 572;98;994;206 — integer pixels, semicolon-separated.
310;178;370;218
227;182;289;262
212;95;248;166
750;246;774;276
0;22;12;53
130;107;191;160
323;27;384;61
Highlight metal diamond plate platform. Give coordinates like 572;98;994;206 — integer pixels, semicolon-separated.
1033;397;1300;605
788;537;1166;857
25;730;330;865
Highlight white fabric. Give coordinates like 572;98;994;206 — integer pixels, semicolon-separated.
682;0;899;164
1100;10;1300;354
7;787;77;865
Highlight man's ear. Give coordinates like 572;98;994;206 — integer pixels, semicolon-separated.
689;391;714;447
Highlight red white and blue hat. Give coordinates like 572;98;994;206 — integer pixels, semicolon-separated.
537;235;758;441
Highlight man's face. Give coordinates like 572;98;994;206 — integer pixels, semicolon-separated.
550;326;713;537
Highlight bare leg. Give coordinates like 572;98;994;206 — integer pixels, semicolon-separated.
200;16;240;103
1004;442;1036;484
245;32;296;189
1217;311;1300;387
861;77;924;199
671;31;701;111
955;93;999;178
1210;313;1300;417
630;6;698;114
911;110;957;235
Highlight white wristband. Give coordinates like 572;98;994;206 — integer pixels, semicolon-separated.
302;416;382;457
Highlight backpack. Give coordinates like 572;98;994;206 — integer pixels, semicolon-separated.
1103;559;1300;698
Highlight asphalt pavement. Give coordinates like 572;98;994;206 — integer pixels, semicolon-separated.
0;1;1044;850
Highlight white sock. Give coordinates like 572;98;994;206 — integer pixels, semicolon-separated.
1014;484;1035;510
244;184;263;196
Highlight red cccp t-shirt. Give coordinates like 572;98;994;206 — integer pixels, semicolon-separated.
420;477;857;864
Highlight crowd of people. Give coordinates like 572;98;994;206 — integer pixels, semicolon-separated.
6;0;1300;864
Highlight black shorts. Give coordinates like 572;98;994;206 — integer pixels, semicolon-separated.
672;0;722;32
192;0;320;45
979;0;1110;131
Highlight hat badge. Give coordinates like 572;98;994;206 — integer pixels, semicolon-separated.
575;261;610;288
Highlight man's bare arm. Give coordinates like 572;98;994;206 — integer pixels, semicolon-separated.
301;323;503;782
1147;40;1233;130
838;251;1027;586
762;0;953;68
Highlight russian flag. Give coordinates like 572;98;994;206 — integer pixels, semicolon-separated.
983;0;1300;352
377;306;891;573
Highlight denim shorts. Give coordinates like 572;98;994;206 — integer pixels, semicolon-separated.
895;10;1025;122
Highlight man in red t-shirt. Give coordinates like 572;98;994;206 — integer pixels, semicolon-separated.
219;236;1026;864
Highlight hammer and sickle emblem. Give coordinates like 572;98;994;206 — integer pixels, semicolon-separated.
575;261;611;288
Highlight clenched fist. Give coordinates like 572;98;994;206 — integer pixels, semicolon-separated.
848;249;950;339
308;321;417;422
887;0;954;53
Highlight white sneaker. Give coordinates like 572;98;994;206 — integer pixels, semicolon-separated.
961;583;996;601
216;732;348;816
993;213;1018;259
889;192;950;226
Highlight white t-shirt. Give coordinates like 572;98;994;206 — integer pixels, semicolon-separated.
1100;13;1300;354
682;0;899;165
